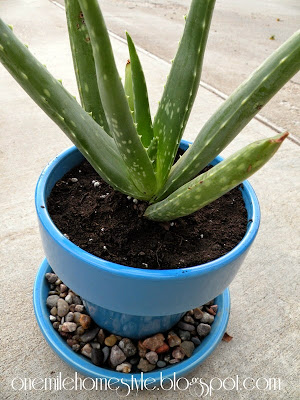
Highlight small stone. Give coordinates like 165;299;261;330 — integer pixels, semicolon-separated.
45;273;58;283
183;315;195;324
119;338;137;357
46;295;59;308
157;360;167;368
72;295;82;305
69;304;76;312
146;351;158;365
164;354;171;363
104;334;117;347
129;356;139;365
109;345;126;368
65;312;74;322
180;341;195;358
91;348;104;366
67;338;78;347
91;342;101;349
59;292;67;298
193;307;204;320
102;346;110;363
53;321;60;329
191;337;201;346
72;344;80;352
169;358;180;364
74;304;85;313
60;284;68;293
49;315;56;322
177;321;195;331
167;331;182;347
142;333;165;351
73;312;81;324
172;347;185;360
197;323;211;337
81;343;92;358
97;329;105;344
50;306;57;316
200;312;215;325
61;322;77;333
116;362;132;373
65;293;73;304
177;329;191;341
70;177;78;183
48;290;58;295
156;343;170;354
57;299;69;317
79;314;91;329
138;340;147;357
55;279;62;285
137;358;156;372
80;327;100;343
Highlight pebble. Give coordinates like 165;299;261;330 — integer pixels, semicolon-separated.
200;312;215;325
191;337;201;346
46;295;59;308
119;338;137;357
45;273;58;283
157;360;167;368
74;305;85;313
79;314;91;329
65;293;73;304
69;304;76;312
183;315;195;324
73;312;81;324
180;341;195;358
65;312;74;322
102;346;110;363
146;351;158;365
156;343;170;354
59;292;67;298
53;321;60;329
137;358;156;372
116;362;132;373
177;321;195;332
55;279;62;285
177;329;191;341
169;359;180;364
72;295;82;305
138;340;147;357
61;322;77;333
72;344;80;352
70;177;78;183
164;354;171;363
80;327;100;343
50;306;57;316
57;299;69;317
81;343;92;358
49;315;56;322
91;348;104;366
172;347;185;360
197;323;212;337
193;307;204;320
97;329;105;344
104;334;117;347
167;331;182;347
142;333;165;351
109;345;126;368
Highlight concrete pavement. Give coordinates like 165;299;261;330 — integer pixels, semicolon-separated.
0;0;299;399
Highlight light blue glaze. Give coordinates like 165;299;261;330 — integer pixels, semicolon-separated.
35;140;260;337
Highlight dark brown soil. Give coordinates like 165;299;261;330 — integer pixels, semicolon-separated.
47;159;247;270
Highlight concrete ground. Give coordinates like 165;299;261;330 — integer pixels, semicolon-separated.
0;0;299;399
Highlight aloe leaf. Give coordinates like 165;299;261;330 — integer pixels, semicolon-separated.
124;60;135;119
157;29;300;201
65;0;110;133
153;0;215;188
145;132;288;221
126;32;154;148
0;19;145;199
78;0;157;198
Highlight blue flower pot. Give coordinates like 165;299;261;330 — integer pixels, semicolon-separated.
35;140;260;339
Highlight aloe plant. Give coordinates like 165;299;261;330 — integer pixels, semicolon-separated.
0;0;299;221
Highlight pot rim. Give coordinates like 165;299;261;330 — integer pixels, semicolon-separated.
35;140;260;280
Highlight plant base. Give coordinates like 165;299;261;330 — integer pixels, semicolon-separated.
33;259;230;385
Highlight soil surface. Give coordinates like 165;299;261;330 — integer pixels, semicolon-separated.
47;159;247;270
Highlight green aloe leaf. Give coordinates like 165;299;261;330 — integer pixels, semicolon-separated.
124;60;135;119
153;0;215;189
126;32;154;148
156;29;300;201
78;0;157;198
0;19;145;199
145;132;288;221
65;0;110;133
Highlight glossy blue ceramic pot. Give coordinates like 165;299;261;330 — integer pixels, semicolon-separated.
35;140;260;339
